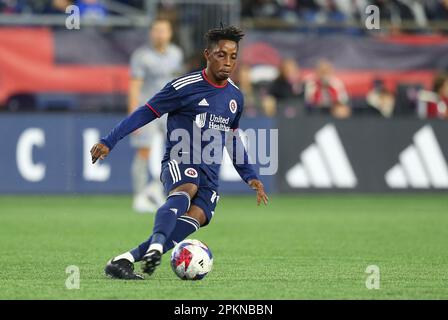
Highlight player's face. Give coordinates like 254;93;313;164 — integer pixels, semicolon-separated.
205;40;238;81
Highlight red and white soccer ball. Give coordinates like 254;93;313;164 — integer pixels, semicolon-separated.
170;239;213;280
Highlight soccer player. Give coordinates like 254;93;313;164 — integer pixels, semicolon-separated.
90;26;269;280
128;18;184;213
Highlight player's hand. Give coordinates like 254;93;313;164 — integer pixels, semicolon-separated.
248;179;269;206
90;143;110;164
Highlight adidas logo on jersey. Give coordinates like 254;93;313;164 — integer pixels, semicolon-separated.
385;125;448;189
198;98;209;107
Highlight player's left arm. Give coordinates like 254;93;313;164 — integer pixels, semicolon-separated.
226;96;268;206
90;106;157;163
91;81;184;164
226;131;268;206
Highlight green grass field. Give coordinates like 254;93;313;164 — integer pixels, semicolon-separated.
0;194;447;300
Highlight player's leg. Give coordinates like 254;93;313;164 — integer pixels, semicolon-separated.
160;204;208;252
105;205;204;280
130;187;217;260
105;162;200;279
138;161;200;275
129;205;207;260
160;187;217;252
104;183;196;280
105;187;216;279
140;181;198;275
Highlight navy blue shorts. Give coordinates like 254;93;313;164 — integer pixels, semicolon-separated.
160;160;219;226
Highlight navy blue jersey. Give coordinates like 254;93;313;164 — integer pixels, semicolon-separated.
100;69;258;190
146;69;255;189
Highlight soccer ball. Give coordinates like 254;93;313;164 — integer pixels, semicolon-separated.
170;239;213;280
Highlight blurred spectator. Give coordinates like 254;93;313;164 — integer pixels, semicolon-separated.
396;0;428;28
242;0;282;18
77;0;107;19
115;0;145;11
370;0;430;31
334;0;370;22
417;73;448;119
45;0;73;14
262;58;304;117
2;0;444;29
241;0;437;27
370;0;407;29
0;0;143;15
425;0;448;21
312;0;368;22
295;0;320;12
269;58;303;99
0;0;18;13
330;102;352;119
366;79;396;118
305;59;350;117
304;0;345;23
294;0;318;22
0;0;47;13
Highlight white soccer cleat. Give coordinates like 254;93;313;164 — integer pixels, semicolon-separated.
132;194;158;214
145;181;166;207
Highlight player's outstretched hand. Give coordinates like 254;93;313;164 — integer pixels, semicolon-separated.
90;143;110;164
248;179;269;206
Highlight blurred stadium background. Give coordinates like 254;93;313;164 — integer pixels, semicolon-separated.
1;0;448;299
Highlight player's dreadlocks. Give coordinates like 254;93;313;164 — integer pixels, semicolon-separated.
204;25;245;49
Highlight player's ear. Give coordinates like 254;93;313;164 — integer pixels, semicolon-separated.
203;48;210;61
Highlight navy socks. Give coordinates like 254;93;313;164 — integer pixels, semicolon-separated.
130;215;200;261
150;191;190;246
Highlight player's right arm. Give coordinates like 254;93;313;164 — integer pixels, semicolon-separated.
90;81;183;164
90;105;158;164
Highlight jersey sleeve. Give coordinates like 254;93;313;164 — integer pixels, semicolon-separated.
100;105;157;151
145;82;183;117
228;93;258;182
226;130;259;183
231;93;244;130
